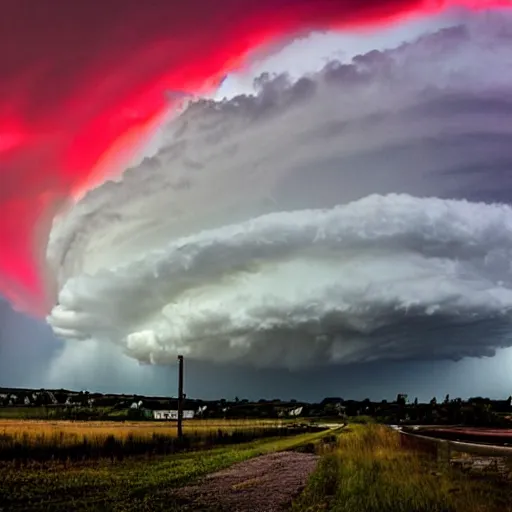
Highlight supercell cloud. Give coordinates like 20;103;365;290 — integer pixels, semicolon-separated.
47;13;512;368
0;0;508;316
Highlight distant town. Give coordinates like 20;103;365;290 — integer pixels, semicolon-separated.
0;387;511;426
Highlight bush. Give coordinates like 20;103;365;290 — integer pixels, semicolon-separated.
347;415;375;424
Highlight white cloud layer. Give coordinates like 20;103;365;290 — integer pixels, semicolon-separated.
47;12;512;369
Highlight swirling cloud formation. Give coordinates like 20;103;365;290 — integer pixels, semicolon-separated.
0;0;507;315
47;14;512;368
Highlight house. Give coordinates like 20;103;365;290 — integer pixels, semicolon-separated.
137;400;195;420
153;410;177;420
278;406;304;418
151;410;195;420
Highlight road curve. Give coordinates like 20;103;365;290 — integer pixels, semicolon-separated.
397;426;512;457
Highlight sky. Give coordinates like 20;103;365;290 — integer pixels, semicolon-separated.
2;3;512;402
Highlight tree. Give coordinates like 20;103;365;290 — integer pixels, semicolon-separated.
396;394;407;407
444;394;450;404
430;397;437;406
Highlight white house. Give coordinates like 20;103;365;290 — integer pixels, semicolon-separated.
152;410;195;420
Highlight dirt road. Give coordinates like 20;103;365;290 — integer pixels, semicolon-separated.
172;451;318;511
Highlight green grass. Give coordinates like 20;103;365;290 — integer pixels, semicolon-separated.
346;415;375;424
0;429;331;511
0;407;49;419
293;424;512;512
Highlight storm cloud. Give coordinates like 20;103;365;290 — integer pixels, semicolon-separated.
47;14;512;369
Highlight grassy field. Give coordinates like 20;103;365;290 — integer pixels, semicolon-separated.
293;424;512;512
0;429;331;511
0;418;288;441
4;421;510;511
0;418;311;463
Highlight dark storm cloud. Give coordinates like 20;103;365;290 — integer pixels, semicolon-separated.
42;15;512;373
3;8;512;400
2;0;479;314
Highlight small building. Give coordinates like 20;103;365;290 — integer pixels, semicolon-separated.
152;410;195;420
153;410;175;420
138;401;196;421
278;406;304;418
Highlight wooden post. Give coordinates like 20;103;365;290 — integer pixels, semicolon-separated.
177;355;184;439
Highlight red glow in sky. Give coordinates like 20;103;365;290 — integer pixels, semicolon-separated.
0;0;508;316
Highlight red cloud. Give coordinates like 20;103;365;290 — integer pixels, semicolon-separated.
0;0;507;315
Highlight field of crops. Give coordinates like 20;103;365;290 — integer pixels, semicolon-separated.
0;418;285;441
0;418;311;463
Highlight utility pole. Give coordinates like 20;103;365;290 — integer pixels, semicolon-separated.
177;355;184;439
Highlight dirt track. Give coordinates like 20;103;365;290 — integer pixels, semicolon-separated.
172;451;318;511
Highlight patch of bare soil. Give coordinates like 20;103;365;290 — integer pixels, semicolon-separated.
172;451;318;511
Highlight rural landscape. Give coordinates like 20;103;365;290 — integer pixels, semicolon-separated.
3;2;512;512
0;386;511;511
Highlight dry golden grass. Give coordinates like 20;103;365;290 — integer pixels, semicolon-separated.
0;418;284;446
0;417;302;464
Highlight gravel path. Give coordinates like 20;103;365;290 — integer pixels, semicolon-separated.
172;451;319;511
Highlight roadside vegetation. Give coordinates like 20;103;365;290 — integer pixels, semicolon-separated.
293;424;512;512
0;429;332;511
